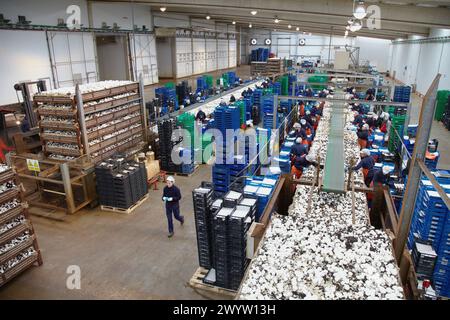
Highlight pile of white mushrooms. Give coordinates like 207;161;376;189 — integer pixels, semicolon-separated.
239;102;404;300
37;80;134;97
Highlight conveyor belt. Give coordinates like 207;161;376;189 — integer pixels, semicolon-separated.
322;91;346;193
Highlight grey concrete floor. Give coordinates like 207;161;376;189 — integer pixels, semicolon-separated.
406;92;450;170
0;164;216;299
1;67;448;299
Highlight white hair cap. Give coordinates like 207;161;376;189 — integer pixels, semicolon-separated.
295;137;303;144
300;119;306;125
305;110;311;115
167;176;175;183
361;149;370;156
293;122;301;128
382;166;391;175
362;124;369;130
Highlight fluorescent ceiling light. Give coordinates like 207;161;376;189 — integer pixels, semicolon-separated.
160;7;167;12
345;30;349;36
206;15;210;20
350;20;362;32
274;18;280;23
288;24;292;29
353;1;367;20
249;23;252;28
296;27;300;31
251;10;257;15
232;21;236;24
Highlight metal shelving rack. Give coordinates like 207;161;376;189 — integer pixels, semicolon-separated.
0;166;42;287
34;78;148;164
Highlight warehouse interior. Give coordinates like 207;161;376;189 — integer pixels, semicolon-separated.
0;0;449;300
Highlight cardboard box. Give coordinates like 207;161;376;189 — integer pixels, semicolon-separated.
146;159;160;180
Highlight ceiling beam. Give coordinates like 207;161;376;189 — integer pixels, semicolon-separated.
98;0;450;29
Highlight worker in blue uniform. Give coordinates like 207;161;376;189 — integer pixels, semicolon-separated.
300;118;314;136
290;137;308;160
304;110;314;126
353;111;364;127
162;176;184;238
357;124;370;149
372;165;392;187
195;109;206;123
351;149;375;187
290;123;308;141
291;152;318;179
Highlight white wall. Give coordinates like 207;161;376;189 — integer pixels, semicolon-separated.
354;36;390;72
90;2;152;30
156;37;174;78
96;36;129;81
389;29;450;94
0;30;53;105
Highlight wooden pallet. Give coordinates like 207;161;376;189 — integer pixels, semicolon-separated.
188;267;237;298
166;165;200;177
100;194;149;214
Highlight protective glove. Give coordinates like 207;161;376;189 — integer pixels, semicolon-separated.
167;197;173;202
162;197;168;201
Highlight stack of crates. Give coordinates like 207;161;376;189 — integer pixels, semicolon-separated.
280;75;289;96
228;205;251;290
244;97;253;121
253;89;263;107
158;118;179;172
227;72;236;86
388;112;406;153
272;82;281;95
204;75;214;89
214;105;240;165
193;187;215;269
229;156;247;192
234;100;246;126
212;165;231;195
197;76;207;92
407;173;450;298
213;207;234;288
434;90;450;121
412;240;437;279
155;86;179;114
95;157;148;209
443;95;450;130
201;133;213;164
393;86;411;103
176;80;190;105
262;95;275;129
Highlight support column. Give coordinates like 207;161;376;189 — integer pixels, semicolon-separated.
395;74;440;263
60;163;76;214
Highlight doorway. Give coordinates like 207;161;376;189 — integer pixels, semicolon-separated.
95;35;130;81
156;37;175;80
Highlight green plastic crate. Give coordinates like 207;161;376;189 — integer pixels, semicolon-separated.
204;75;214;89
435;90;450;121
164;82;175;89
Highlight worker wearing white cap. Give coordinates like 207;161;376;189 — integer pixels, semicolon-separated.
291;122;307;140
351;149;375;187
162;176;184;238
291;151;318;179
373;165;392;186
357;123;370;149
290;137;308;160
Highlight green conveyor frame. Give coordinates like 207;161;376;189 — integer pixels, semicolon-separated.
322;93;347;193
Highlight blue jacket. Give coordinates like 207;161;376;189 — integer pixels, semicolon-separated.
373;169;391;186
353;114;363;126
290;143;308;158
357;130;369;141
352;156;375;177
163;185;182;207
293;155;314;170
290;128;307;140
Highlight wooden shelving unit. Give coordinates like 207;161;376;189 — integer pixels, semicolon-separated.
0;166;42;287
34;80;148;164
